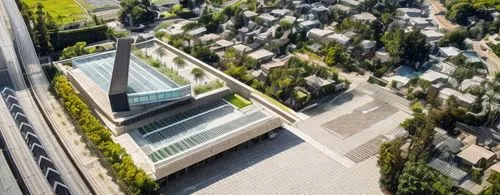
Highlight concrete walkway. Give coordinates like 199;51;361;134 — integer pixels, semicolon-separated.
283;124;356;168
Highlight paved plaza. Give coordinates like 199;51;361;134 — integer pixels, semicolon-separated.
164;82;412;194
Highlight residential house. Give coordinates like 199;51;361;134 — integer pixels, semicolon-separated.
243;10;258;25
304;75;340;96
458;144;497;167
409;17;433;29
248;49;276;64
374;50;390;63
330;4;353;15
395;8;422;20
311;6;330;23
261;60;288;74
257;14;279;27
197;33;221;44
295;4;312;15
420;69;449;84
232;44;253;54
307;28;335;41
439;46;461;58
438;88;477;109
422;30;444;42
270;9;292;18
361;40;377;54
299;20;322;31
352;12;377;23
326;33;350;45
187;27;207;37
340;0;361;8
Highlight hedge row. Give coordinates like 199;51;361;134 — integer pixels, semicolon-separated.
52;74;158;195
53;25;109;50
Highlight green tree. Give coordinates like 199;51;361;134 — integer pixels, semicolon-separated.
397;163;439;194
33;3;53;55
438;28;467;49
377;137;406;192
401;29;430;69
191;45;219;63
61;42;89;59
324;44;349;67
191;67;205;83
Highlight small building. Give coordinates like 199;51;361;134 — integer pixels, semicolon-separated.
395;8;422;20
299;20;322;31
340;0;361;7
187;27;207;37
353;12;377;23
307;28;335;41
361;40;377;53
232;44;253;54
244;10;258;19
304;75;337;96
409;17;433;29
458;145;497;167
375;51;391;63
257;14;279;27
331;4;352;14
311;6;330;23
438;88;476;109
439;47;461;58
270;9;292;18
248;49;275;64
422;30;444;42
420;69;449;84
459;77;484;92
261;60;288;74
326;33;350;45
249;69;267;82
462;50;482;64
197;33;221;44
390;76;410;88
281;15;297;24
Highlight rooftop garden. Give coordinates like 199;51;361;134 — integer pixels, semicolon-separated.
132;47;190;86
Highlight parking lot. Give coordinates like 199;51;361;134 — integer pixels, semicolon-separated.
164;82;412;194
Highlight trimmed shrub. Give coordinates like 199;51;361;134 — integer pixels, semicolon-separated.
52;75;158;194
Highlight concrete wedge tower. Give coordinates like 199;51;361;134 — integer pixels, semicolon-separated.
108;38;134;112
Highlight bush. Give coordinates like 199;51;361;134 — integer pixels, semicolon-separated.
52;75;158;194
193;80;224;95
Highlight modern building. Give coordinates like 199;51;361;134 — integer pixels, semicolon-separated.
57;38;282;183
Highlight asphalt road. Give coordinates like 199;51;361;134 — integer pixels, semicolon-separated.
0;0;92;194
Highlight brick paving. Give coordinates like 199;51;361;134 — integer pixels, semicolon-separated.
344;135;386;163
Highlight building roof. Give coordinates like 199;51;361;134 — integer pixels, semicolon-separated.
340;0;361;7
215;39;235;48
281;15;297;24
361;40;376;50
391;75;410;86
458;144;496;165
459;77;483;91
420;69;449;82
428;159;468;182
307;28;334;40
462;50;482;64
353;12;377;22
304;75;332;88
258;14;278;22
232;44;253;53
439;88;476;105
439;46;461;57
489;162;500;173
332;4;352;12
187;27;207;36
248;49;275;61
299;20;321;28
244;10;258;18
199;33;221;43
327;33;350;45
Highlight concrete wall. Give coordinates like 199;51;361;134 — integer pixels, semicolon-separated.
153;116;282;179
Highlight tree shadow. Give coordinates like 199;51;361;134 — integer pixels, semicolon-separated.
163;129;304;195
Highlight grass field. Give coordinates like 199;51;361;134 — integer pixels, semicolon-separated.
24;0;86;25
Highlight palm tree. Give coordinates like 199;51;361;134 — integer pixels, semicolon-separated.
191;68;205;83
173;56;186;68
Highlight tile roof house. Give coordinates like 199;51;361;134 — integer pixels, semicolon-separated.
428;159;468;184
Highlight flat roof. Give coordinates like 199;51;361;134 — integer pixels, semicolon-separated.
72;51;179;94
129;100;271;164
458;144;496;164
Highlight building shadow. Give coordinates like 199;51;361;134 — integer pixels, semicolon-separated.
162;129;304;195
